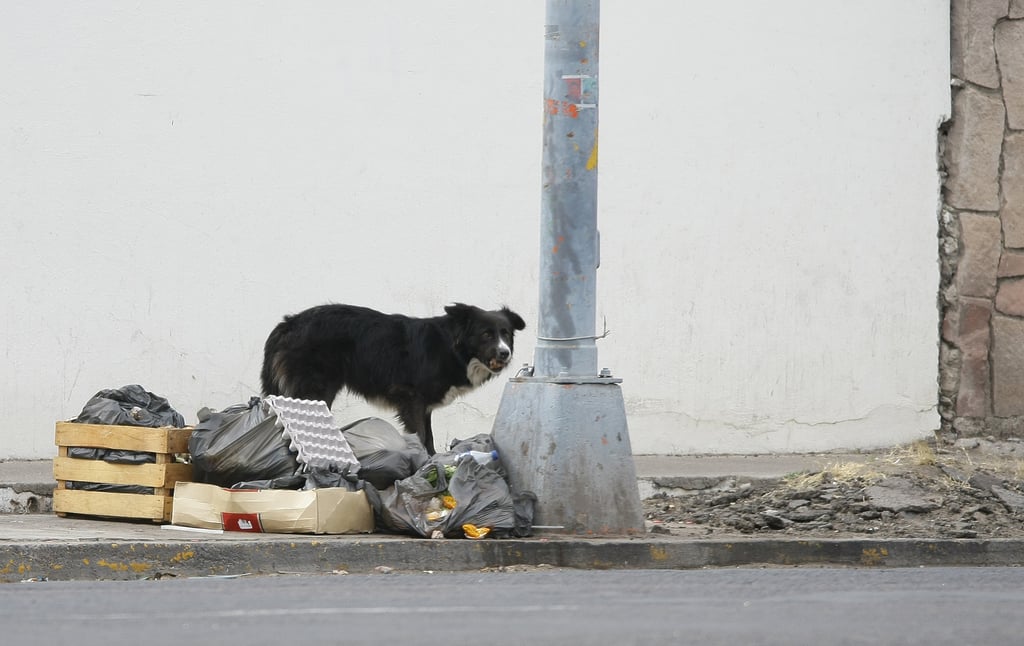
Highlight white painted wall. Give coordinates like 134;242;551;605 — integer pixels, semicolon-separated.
1;2;948;459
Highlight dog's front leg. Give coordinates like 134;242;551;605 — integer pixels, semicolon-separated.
397;399;433;455
422;413;435;457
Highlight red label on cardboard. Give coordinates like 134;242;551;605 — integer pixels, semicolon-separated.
221;512;264;533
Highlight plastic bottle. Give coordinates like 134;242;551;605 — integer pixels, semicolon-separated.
456;449;499;465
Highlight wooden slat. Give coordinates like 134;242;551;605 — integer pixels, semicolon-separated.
56;445;68;493
53;457;192;488
53;489;172;522
54;422;191;453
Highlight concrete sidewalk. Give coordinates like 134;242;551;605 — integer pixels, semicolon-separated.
0;452;873;513
3;452;1021;581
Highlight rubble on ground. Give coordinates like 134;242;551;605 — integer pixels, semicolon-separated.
644;438;1024;539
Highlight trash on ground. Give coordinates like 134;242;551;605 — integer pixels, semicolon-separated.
366;434;535;539
56;388;537;538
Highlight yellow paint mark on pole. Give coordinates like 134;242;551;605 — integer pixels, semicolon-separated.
586;129;599;171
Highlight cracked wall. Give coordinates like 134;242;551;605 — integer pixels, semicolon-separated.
940;0;1024;437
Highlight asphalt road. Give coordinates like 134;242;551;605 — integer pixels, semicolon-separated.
3;567;1023;645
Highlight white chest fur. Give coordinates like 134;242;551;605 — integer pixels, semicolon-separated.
432;359;496;410
466;358;496;387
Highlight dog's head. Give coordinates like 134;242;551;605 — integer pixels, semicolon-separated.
446;303;526;374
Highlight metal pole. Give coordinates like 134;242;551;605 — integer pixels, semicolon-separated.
534;0;600;378
491;0;644;535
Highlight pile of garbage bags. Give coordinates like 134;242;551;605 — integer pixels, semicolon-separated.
65;385;535;538
188;396;535;538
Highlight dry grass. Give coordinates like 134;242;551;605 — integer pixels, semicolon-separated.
780;439;1024;493
938;472;974;492
783;461;886;489
886;440;937;467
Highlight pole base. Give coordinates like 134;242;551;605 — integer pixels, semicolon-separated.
490;380;645;536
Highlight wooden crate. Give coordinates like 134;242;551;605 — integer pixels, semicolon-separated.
53;422;193;523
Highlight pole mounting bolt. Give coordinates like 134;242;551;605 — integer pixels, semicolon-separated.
599;368;613;378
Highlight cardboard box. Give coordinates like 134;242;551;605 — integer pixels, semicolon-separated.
171;482;374;535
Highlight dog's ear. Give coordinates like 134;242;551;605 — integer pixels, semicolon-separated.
444;303;477;320
444;303;478;349
502;307;526;331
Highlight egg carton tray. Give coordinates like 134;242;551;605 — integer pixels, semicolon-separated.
262;396;360;472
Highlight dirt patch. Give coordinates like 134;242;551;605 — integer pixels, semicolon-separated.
644;438;1024;539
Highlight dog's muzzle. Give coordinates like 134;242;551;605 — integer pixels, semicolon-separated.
488;345;511;372
488;358;507;371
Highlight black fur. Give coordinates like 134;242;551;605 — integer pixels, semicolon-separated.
260;303;526;454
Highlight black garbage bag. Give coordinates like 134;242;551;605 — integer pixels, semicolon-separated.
439;433;536;536
188;397;301;488
66;448;156;464
447;433;499;456
370;457;517;538
65;481;153;494
445;459;518;536
64;448;164;494
510;490;538;538
66;385;185;494
341;417;429;490
300;463;363;492
228;474;308;490
438;433;507;478
72;384;186;428
370;463;448;536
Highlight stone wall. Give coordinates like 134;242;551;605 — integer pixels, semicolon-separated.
941;0;1024;437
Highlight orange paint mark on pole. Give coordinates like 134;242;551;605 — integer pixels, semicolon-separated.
545;98;580;119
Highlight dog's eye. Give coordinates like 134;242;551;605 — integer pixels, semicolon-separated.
482;330;494;339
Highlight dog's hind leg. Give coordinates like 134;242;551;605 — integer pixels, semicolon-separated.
272;370;341;408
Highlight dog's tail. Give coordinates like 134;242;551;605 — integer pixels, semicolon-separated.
260;321;290;397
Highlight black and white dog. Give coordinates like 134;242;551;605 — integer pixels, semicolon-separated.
260;303;526;454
